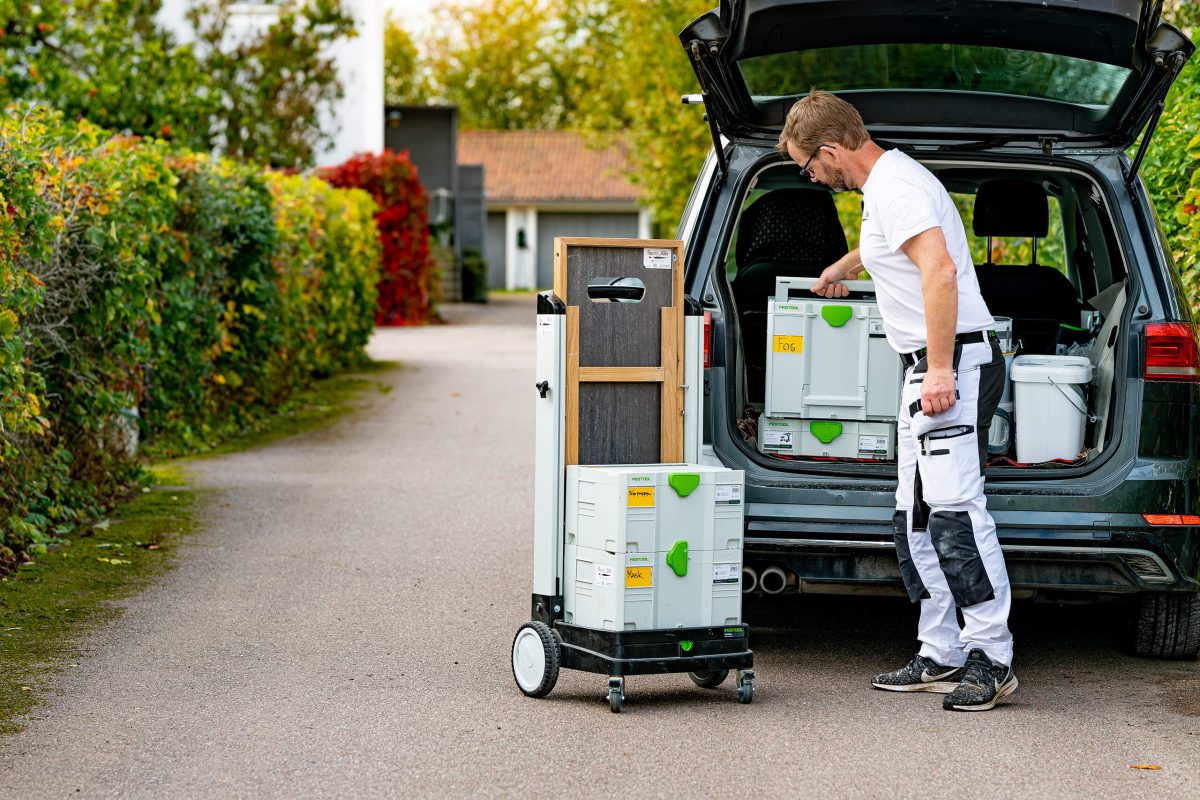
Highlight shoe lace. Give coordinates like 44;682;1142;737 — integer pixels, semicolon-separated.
960;657;993;687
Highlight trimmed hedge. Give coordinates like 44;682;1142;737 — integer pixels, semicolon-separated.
321;150;437;325
0;109;380;567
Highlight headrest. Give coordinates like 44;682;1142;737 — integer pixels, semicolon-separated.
736;188;848;269
973;180;1048;238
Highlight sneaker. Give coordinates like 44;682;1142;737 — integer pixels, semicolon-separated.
942;649;1018;711
871;654;967;693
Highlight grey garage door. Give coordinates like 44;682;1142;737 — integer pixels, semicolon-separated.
486;212;507;289
535;212;640;289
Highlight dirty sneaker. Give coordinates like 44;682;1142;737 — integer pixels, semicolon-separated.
942;649;1018;711
871;654;967;693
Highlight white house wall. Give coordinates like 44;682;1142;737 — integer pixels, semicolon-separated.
158;0;383;167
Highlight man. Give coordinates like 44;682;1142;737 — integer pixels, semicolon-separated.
777;90;1016;712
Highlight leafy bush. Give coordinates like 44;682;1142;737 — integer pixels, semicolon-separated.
321;151;436;325
0;109;381;565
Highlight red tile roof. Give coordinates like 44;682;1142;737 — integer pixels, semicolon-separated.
457;130;641;204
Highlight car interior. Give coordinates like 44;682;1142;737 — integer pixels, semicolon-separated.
721;158;1128;469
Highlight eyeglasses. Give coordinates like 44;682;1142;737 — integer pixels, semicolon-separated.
798;144;827;180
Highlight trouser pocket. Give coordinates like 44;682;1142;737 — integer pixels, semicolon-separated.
918;425;979;507
892;510;930;603
929;510;996;607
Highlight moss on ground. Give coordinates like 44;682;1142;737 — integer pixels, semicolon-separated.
0;364;395;735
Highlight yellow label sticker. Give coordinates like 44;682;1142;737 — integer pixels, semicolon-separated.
627;487;655;507
625;567;653;587
773;335;804;354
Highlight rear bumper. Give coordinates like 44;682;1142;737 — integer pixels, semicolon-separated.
745;530;1200;596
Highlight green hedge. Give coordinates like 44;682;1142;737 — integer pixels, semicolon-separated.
0;109;379;566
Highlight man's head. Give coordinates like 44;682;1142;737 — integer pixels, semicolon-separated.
777;89;871;192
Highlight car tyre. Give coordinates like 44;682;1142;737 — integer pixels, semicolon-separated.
1131;593;1200;659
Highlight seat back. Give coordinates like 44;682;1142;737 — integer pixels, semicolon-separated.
972;180;1078;353
731;189;849;401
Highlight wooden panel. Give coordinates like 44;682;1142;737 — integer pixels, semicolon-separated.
578;383;661;465
659;304;684;463
556;237;686;467
578;367;664;383
568;245;672;369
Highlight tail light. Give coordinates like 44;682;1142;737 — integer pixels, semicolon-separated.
1144;322;1200;382
1143;514;1200;525
703;311;712;369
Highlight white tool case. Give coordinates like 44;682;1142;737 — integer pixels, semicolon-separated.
563;464;744;631
758;415;896;460
765;277;903;422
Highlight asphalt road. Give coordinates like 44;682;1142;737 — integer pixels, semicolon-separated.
2;294;1198;799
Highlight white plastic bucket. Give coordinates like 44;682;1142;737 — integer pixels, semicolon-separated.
1011;355;1093;463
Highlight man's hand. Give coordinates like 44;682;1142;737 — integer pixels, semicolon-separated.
811;257;865;299
920;366;957;416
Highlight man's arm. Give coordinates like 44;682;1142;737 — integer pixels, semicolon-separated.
900;227;958;415
811;247;865;298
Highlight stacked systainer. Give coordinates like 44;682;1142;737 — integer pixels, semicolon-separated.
511;237;755;713
563;465;744;632
759;276;903;460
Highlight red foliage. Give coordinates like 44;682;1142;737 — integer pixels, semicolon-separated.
321;150;434;325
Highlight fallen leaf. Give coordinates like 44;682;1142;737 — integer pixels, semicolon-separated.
1131;765;1162;771
19;686;32;691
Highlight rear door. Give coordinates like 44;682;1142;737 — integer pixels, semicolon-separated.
680;0;1193;148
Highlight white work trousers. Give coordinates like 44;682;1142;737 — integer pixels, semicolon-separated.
894;339;1014;667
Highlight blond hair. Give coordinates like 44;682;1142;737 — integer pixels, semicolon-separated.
776;89;870;157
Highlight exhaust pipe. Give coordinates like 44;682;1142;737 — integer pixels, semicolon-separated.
741;566;758;594
759;565;789;595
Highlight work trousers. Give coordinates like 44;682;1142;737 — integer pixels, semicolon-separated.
894;339;1014;667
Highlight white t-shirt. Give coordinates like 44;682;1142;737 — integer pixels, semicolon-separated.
858;149;993;354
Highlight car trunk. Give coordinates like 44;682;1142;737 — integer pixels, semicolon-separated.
718;153;1133;474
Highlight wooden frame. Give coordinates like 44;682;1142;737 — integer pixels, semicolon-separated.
555;237;686;466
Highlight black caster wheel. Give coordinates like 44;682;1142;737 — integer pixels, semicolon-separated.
688;669;730;689
511;621;560;698
736;669;756;704
608;676;625;713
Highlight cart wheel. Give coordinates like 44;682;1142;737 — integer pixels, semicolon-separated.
688;669;729;689
736;669;756;704
608;676;625;713
511;621;560;698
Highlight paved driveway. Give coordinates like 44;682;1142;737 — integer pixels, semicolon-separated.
2;294;1198;798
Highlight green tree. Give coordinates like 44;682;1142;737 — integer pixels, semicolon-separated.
187;0;357;168
425;0;595;129
0;0;356;168
0;1;215;149
384;13;429;105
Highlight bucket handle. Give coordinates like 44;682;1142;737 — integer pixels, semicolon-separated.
1047;376;1098;423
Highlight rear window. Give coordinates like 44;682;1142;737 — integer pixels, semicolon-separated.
738;44;1132;109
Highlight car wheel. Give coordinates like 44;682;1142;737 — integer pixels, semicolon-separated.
1131;593;1200;659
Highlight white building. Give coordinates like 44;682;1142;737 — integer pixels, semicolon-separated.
158;0;384;166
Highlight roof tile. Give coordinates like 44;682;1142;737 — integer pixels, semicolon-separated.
457;130;641;204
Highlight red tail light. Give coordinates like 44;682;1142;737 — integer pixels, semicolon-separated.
1144;322;1200;382
1143;514;1200;525
703;312;712;369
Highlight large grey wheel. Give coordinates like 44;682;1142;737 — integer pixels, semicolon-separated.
512;621;560;697
1132;593;1200;659
688;669;729;689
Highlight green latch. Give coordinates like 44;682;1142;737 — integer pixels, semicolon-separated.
821;305;853;327
668;472;700;497
666;540;688;576
680;640;694;652
809;420;843;444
